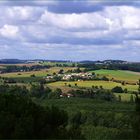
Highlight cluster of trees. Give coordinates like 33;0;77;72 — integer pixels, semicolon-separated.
0;93;84;139
68;89;116;101
79;63;140;72
66;67;82;73
111;86;127;93
0;82;61;99
0;79;140;139
1;65;50;73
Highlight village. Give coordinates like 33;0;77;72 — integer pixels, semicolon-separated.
44;72;95;81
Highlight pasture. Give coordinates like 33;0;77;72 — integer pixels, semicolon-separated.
41;61;77;67
0;67;76;78
48;80;138;92
91;69;140;82
115;93;135;102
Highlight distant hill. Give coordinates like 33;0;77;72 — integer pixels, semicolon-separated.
0;59;71;64
0;59;137;65
79;60;127;64
0;59;26;64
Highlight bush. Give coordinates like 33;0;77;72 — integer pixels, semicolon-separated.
111;86;124;93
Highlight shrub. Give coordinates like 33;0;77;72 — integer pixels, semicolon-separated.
111;86;124;93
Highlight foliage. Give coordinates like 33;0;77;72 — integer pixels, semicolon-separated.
111;86;124;93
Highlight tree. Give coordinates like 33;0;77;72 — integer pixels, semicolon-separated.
48;88;62;99
30;84;51;98
132;79;140;139
30;74;36;77
111;86;123;93
138;79;140;95
0;94;70;139
124;88;128;93
132;95;140;139
75;83;78;86
121;81;126;86
102;76;109;81
68;84;71;87
118;95;121;102
92;72;95;75
58;69;64;74
99;85;103;89
130;94;134;103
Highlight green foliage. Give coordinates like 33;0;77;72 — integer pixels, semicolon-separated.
0;84;28;95
30;83;51;98
111;86;124;93
118;95;122;102
132;83;140;139
48;88;62;99
0;94;79;139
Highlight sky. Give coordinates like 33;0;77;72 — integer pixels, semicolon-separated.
0;0;140;61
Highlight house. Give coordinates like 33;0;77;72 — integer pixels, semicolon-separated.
60;93;74;98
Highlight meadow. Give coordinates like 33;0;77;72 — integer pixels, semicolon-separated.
41;61;77;67
0;65;139;101
0;67;76;78
91;69;140;82
48;80;138;92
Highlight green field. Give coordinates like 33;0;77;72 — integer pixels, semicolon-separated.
48;80;138;92
41;61;77;67
115;93;135;102
91;69;140;82
0;67;76;78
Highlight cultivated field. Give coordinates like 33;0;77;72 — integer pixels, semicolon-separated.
0;67;76;78
48;80;138;92
91;69;140;82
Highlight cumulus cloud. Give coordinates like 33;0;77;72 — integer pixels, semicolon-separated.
39;10;109;30
0;24;19;38
0;1;140;61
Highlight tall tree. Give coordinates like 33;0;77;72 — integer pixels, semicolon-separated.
132;79;140;139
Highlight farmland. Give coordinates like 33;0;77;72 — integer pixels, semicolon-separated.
0;61;140;139
91;69;140;82
48;80;138;92
0;67;76;78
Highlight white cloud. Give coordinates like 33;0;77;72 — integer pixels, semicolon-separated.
7;6;33;20
39;10;109;29
104;6;140;29
0;3;140;61
0;24;19;38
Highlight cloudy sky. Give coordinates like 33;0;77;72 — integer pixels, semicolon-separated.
0;0;140;61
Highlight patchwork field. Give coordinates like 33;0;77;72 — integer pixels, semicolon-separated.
48;80;138;91
0;67;76;78
91;69;140;82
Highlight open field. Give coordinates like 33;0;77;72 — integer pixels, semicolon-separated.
0;63;39;67
0;67;76;78
90;69;140;82
115;93;135;102
48;80;138;91
41;61;77;66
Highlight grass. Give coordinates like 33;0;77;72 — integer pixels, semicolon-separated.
48;80;138;92
41;61;77;67
0;67;76;78
91;69;140;82
115;93;135;102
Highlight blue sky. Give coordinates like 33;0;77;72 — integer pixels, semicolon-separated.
0;0;140;61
